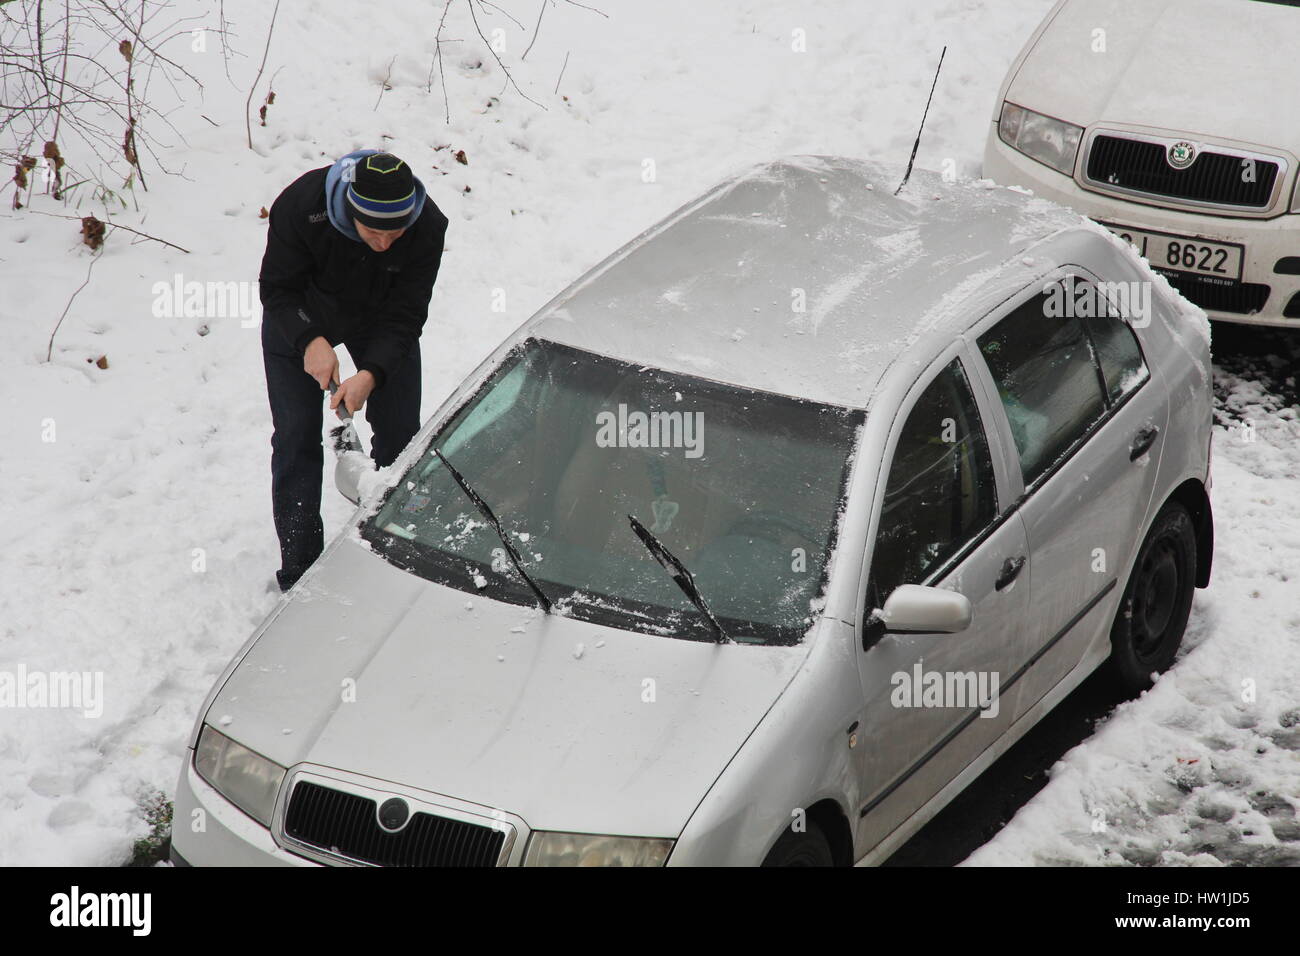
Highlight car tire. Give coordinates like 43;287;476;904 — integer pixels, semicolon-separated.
1107;501;1197;696
761;821;835;867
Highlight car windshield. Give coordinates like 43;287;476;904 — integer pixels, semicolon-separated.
361;338;863;645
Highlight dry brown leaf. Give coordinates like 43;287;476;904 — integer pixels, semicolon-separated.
122;122;138;166
81;215;105;250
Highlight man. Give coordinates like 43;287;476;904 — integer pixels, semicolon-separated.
259;149;449;591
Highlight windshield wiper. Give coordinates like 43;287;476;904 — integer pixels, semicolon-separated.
627;514;727;643
434;448;552;613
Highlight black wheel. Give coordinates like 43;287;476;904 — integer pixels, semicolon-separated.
761;821;834;867
1107;501;1197;695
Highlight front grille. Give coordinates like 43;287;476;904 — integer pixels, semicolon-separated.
284;781;505;867
1154;269;1271;315
1086;135;1279;208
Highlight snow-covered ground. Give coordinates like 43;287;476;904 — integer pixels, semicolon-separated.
1;0;1296;866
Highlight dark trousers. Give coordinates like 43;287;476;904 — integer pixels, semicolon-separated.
261;319;421;590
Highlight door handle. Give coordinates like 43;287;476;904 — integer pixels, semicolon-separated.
995;555;1026;591
1129;424;1160;461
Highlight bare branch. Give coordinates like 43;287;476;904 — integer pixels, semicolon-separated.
428;0;454;123
244;0;280;149
101;215;187;251
46;243;100;362
50;0;71;148
522;0;545;62
554;50;569;94
466;0;544;111
476;0;523;30
561;0;607;17
373;54;396;111
90;0;202;87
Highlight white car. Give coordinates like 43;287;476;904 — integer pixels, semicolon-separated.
173;157;1212;867
984;0;1300;327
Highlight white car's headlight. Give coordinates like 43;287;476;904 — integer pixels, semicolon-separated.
1291;174;1300;213
523;831;674;867
194;724;286;827
998;101;1084;176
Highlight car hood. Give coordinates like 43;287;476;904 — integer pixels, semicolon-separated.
1008;0;1300;153
207;535;811;837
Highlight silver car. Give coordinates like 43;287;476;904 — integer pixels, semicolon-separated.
173;156;1213;867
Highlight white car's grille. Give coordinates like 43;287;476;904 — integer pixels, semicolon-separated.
281;778;510;866
1084;133;1282;210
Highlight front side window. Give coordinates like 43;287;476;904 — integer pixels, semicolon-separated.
872;358;998;599
362;338;863;645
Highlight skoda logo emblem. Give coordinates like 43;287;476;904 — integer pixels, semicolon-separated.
377;797;410;832
1167;141;1196;169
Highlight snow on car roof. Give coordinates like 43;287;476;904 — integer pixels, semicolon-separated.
532;154;1083;408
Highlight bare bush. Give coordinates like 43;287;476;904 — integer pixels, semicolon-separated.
1;0;208;209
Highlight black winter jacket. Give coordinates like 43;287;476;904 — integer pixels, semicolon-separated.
258;165;449;388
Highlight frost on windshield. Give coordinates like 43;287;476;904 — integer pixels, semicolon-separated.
362;338;863;645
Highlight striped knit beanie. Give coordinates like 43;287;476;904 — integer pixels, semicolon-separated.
346;153;417;230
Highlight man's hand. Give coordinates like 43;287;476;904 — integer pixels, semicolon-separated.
303;336;339;390
330;370;376;418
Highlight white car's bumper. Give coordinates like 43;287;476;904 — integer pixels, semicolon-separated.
984;134;1300;328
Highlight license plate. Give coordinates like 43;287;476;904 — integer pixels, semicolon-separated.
1099;222;1243;282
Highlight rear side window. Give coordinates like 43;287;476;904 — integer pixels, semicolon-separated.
872;358;997;597
978;287;1107;487
1083;312;1148;403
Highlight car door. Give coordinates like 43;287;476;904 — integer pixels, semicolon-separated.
854;349;1033;851
969;272;1168;721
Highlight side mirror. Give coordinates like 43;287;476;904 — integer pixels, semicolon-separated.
872;584;972;635
334;451;371;505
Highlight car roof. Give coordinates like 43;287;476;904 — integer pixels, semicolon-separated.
530;155;1086;409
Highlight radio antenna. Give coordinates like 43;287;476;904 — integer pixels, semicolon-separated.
894;46;947;196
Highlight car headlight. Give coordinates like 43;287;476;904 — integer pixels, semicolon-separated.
523;831;674;867
998;101;1084;176
1291;174;1300;213
194;724;286;827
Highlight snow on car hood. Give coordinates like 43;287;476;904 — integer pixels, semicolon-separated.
1008;0;1300;153
204;536;811;838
